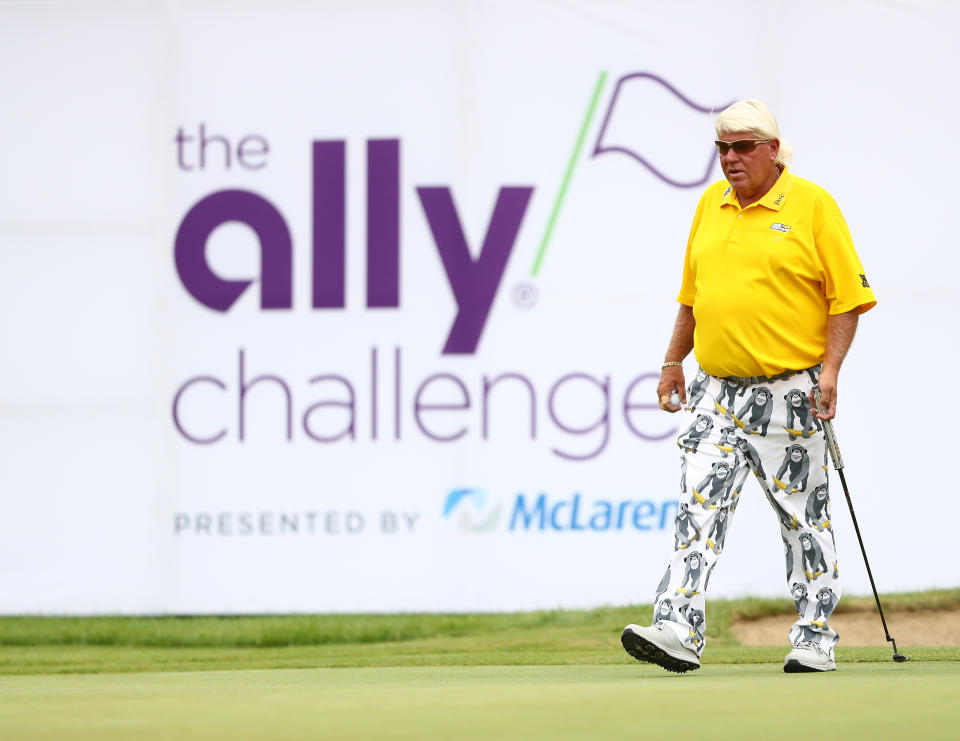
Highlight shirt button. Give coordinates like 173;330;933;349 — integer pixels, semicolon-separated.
734;230;739;234
737;214;743;219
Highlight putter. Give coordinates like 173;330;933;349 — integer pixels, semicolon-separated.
812;385;909;663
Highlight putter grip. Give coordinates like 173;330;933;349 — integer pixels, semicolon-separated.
812;386;844;471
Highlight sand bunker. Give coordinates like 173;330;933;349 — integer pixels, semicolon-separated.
733;608;960;646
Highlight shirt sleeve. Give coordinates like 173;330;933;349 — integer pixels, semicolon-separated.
676;193;707;307
814;212;877;315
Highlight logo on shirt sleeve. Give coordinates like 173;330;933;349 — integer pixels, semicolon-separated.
859;274;870;288
769;223;791;232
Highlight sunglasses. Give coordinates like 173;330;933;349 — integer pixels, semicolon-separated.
714;138;770;155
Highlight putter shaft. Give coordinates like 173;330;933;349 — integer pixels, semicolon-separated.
812;386;908;662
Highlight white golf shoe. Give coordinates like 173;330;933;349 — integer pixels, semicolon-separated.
621;623;701;673
784;641;836;672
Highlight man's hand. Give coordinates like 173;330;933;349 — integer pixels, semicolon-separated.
810;367;838;420
658;367;686;413
657;305;695;413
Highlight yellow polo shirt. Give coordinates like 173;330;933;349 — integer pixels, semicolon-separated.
677;169;876;378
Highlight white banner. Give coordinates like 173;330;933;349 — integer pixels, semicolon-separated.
1;0;957;613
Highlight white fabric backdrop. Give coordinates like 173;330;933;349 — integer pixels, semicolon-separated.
1;0;957;614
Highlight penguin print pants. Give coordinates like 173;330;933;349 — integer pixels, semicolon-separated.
652;365;841;659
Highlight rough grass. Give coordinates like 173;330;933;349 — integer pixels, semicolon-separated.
0;610;605;648
3;589;956;649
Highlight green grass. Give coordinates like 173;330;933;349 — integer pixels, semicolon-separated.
0;592;957;739
1;663;957;741
0;589;958;675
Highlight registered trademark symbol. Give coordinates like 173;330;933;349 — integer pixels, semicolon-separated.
512;283;539;309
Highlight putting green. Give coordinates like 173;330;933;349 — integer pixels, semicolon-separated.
0;662;956;740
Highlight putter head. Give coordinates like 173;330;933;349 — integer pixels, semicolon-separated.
890;638;909;662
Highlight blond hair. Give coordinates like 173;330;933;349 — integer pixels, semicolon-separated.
714;99;793;168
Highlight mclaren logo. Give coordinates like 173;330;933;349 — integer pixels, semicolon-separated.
770;223;791;232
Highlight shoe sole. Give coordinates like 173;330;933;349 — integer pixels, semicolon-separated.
784;659;836;673
621;628;700;674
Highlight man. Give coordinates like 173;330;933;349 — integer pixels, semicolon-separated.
621;99;876;674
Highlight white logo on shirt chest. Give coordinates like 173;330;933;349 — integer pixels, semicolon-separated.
770;223;791;232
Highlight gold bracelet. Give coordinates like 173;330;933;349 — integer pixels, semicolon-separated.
661;361;683;369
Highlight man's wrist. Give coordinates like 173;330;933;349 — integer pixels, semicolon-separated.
662;361;684;369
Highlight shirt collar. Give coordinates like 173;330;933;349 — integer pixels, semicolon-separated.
720;168;794;211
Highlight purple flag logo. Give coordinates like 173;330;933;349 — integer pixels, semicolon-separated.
592;73;734;188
